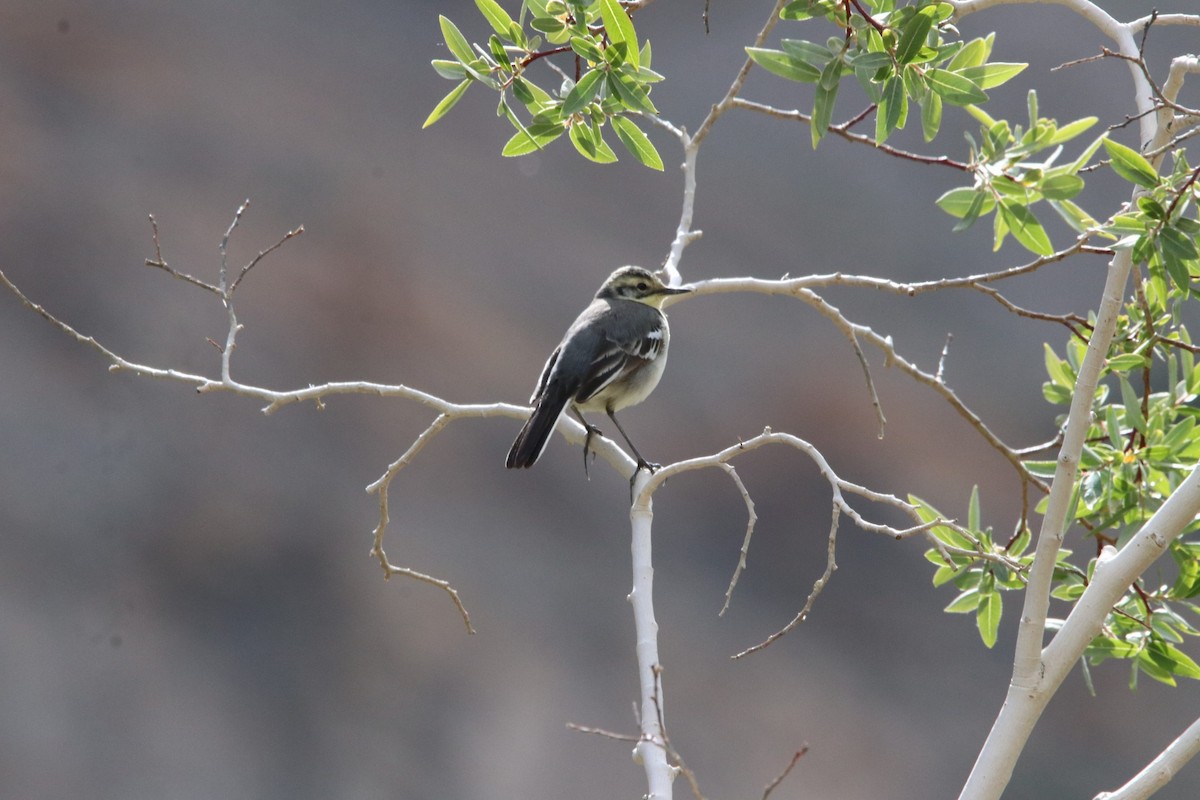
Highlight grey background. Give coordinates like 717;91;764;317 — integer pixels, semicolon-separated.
2;1;1198;798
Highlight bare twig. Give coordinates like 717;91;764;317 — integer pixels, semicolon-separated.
735;502;839;659
637;429;1009;655
730;97;973;170
230;224;304;294
850;329;887;438
649;665;708;800
219;198;250;292
718;463;758;616
566;722;639;742
971;284;1093;342
2;215;552;635
143;214;221;295
763;747;809;800
937;333;953;383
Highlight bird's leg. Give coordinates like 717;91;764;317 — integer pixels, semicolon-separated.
607;409;661;474
571;407;603;479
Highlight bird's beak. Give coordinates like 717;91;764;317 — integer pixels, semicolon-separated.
657;285;692;296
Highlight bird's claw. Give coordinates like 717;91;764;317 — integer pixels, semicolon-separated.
581;423;604;480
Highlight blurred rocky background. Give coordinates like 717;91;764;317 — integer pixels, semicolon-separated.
2;1;1198;798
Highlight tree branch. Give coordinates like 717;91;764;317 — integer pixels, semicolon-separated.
1095;715;1200;800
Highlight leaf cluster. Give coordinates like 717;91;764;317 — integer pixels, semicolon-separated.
925;152;1200;684
936;95;1101;255
426;0;665;170
915;488;1037;649
747;0;1027;148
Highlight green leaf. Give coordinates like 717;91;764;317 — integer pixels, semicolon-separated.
925;68;988;105
423;78;473;128
439;16;475;65
1049;199;1099;235
611;116;663;170
999;200;1053;255
977;584;1002;648
781;39;834;67
937;187;996;219
967;485;981;532
745;47;821;82
530;15;565;34
896;7;936;65
489;35;512;70
570;34;605;63
1106;353;1150;373
947;37;988;71
1161;226;1200;261
811;75;839;148
607;71;658;115
1041;174;1085;200
876;75;907;143
945;589;981;614
1043;343;1072;386
957;62;1027;89
561;68;605;116
993;203;1010;250
1171;542;1200;599
1138;646;1178;686
921;87;942;142
1138;196;1166;219
1162;643;1200;680
568;121;617;163
432;59;468;80
818;52;844;91
1103;139;1160;188
598;0;638;69
850;50;893;72
1049;116;1099;145
1119;374;1147;434
500;117;565;155
475;0;516;37
1087;635;1139;662
909;495;976;550
511;77;550;110
1163;251;1192;294
956;192;992;232
1007;526;1031;557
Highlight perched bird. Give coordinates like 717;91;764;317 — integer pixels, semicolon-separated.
505;265;691;473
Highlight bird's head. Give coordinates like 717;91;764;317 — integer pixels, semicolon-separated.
596;266;691;308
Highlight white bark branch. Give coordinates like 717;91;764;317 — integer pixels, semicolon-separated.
1096;715;1200;800
629;469;674;799
952;0;1194;796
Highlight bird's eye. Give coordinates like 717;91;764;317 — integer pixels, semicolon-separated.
637;282;648;291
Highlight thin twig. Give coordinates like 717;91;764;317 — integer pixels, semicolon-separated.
143;214;221;295
219;198;250;292
734;502;840;659
849;329;887;438
565;722;639;742
230;225;304;294
763;747;809;800
730;97;973;170
937;333;953;383
719;462;757;616
971;283;1093;342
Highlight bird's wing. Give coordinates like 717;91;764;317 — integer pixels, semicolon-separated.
574;305;666;403
529;345;561;404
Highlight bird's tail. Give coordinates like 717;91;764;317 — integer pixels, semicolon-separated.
506;387;570;469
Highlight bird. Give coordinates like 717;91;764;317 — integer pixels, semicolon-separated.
505;265;691;474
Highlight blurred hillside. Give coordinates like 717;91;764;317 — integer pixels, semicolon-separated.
2;1;1199;798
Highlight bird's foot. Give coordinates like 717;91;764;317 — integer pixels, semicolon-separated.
581;423;604;480
628;459;663;501
636;458;662;473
